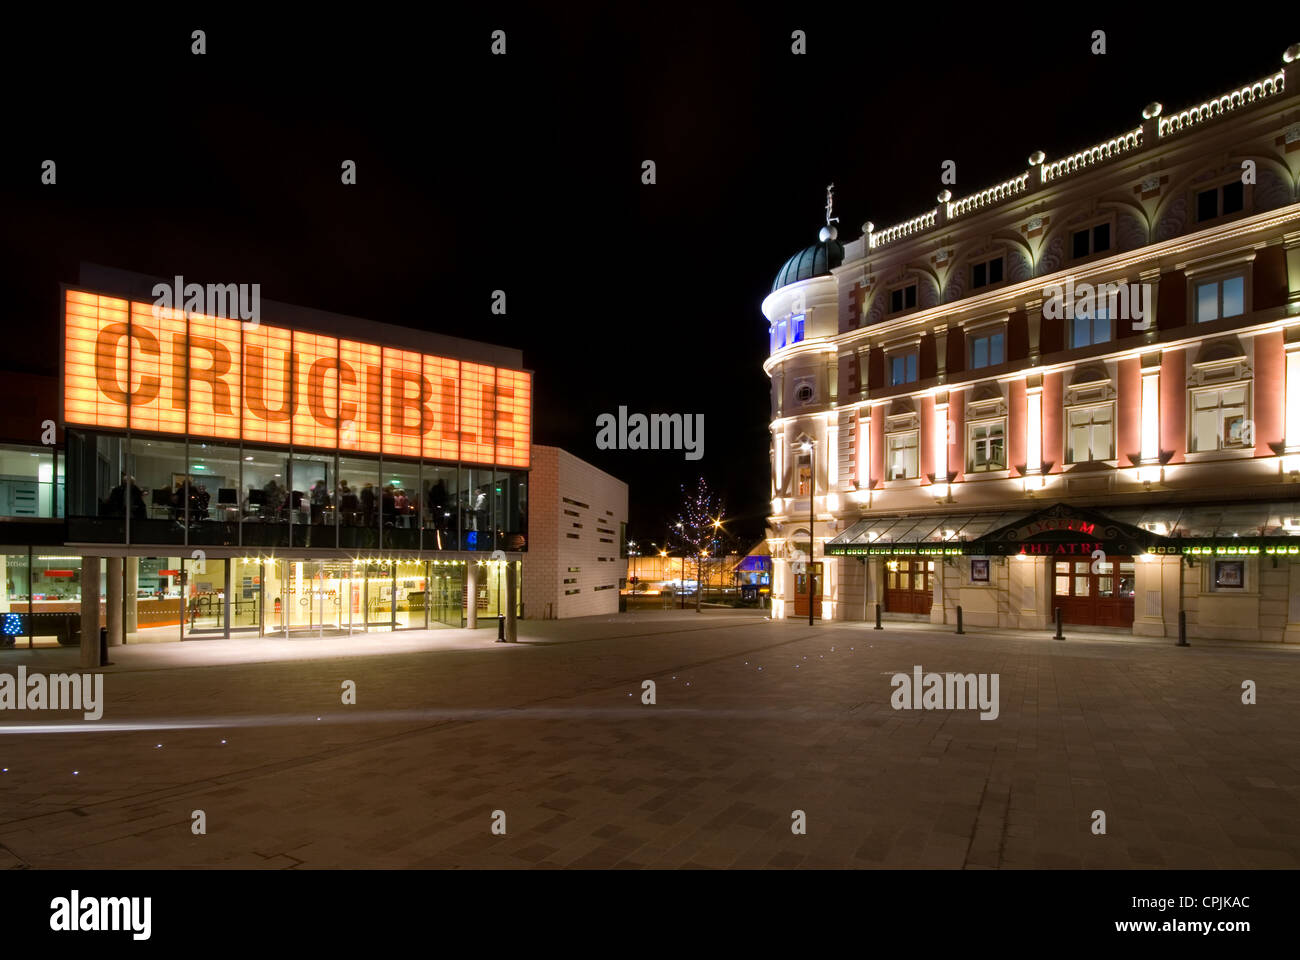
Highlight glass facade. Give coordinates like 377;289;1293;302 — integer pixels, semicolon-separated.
2;430;529;644
62;428;526;553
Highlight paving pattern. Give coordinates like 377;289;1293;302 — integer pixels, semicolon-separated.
1;611;1298;869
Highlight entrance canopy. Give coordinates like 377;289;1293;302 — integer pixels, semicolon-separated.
825;510;1027;556
825;501;1300;558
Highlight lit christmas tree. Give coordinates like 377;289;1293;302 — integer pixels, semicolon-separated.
674;477;726;612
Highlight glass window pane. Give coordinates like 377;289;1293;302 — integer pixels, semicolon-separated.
1055;577;1069;596
422;463;459;550
1095;422;1112;459
1098;576;1113;597
1222;276;1244;318
1074;561;1090;573
1221;181;1243;215
128;436;190;546
1093;223;1110;252
383;460;420;550
973;338;988;368
1073;316;1090;348
1193;409;1219;451
338;455;380;549
1196;282;1219;322
989;258;1003;283
1196;188;1218;222
1093;315;1110;344
1055;562;1069;573
1074;576;1090;595
990;333;1004;365
906;354;917;381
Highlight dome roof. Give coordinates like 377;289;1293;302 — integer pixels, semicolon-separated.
772;238;844;292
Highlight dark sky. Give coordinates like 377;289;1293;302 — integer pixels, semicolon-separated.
0;5;1275;547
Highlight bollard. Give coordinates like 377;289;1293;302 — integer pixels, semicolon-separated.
496;612;505;642
98;626;112;667
956;605;964;635
1054;606;1064;641
1177;610;1189;647
874;603;883;630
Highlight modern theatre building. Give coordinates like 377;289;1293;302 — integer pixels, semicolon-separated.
3;264;531;652
764;46;1300;641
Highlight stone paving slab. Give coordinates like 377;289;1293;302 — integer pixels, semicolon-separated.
2;610;1299;868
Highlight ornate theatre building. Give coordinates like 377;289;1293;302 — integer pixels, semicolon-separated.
764;45;1300;641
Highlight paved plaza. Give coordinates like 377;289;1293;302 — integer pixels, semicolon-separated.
1;610;1298;869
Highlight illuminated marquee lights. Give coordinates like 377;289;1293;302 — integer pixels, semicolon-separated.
63;290;531;467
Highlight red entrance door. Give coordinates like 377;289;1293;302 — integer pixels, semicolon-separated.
1052;556;1135;626
793;563;822;619
885;558;934;614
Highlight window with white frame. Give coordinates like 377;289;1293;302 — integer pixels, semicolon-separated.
1066;403;1114;463
789;314;805;344
1190;384;1249;452
886;431;919;479
772;319;786;353
966;419;1006;472
890;351;918;386
970;330;1004;369
1194;274;1245;323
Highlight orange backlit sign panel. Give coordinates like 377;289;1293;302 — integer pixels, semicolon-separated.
62;290;531;467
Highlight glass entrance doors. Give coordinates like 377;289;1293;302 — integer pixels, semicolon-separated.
167;557;477;638
430;561;463;627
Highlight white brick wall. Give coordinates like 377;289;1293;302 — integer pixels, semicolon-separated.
522;445;629;619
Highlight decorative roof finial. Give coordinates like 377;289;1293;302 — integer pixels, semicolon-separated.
819;182;839;242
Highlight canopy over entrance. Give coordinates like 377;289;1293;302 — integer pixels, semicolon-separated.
825;501;1300;557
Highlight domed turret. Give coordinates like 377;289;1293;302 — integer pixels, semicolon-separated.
771;233;844;293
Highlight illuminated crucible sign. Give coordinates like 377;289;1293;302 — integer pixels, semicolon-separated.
62;290;531;467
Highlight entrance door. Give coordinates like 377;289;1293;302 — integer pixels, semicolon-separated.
276;560;348;637
1052;556;1135;626
792;562;822;619
884;557;934;614
430;563;463;627
183;557;227;637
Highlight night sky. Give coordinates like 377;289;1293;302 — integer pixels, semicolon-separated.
0;7;1274;548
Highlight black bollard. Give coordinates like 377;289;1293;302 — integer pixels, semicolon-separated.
874;603;883;630
1054;606;1064;641
1177;610;1189;647
956;605;964;635
98;626;112;667
496;613;505;642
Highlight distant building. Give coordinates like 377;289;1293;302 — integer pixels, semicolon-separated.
523;445;628;619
